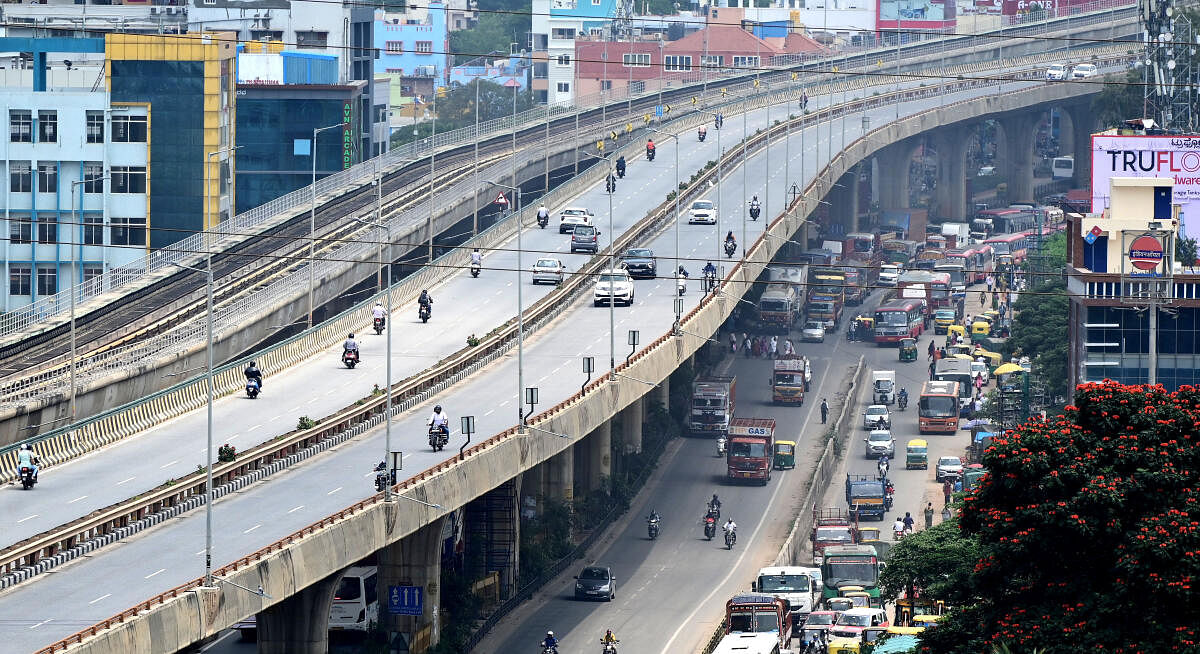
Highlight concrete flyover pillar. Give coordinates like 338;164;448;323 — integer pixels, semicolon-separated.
933;129;969;221
546;444;574;504
622;396;644;454
378;515;448;649
256;569;346;654
584;420;612;493
654;374;670;409
874;139;915;210
1065;102;1094;187
998;115;1036;204
463;477;520;600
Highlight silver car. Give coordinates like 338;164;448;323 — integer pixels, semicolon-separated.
864;430;895;459
936;456;964;482
558;207;594;233
531;257;566;285
801;320;826;343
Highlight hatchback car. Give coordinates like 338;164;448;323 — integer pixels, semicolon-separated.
1070;63;1097;79
801;320;826;343
862;405;890;430
936;456;964;482
830;608;888;638
558;207;594;233
1045;63;1067;80
574;565;615;601
531;257;566;285
594;269;634;306
688;199;717;224
864;430;895;459
619;248;657;278
571;224;601;253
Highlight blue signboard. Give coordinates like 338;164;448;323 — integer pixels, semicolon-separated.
655;105;664;118
388;585;423;616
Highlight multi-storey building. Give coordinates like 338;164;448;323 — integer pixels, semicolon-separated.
530;0;618;104
374;4;450;102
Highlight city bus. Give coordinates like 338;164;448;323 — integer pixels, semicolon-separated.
976;208;1034;234
874;299;925;344
933;260;966;294
821;545;881;600
927;272;953;309
933;359;974;407
984;232;1030;266
919;380;961;434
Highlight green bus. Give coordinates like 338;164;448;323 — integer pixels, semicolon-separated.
820;544;881;600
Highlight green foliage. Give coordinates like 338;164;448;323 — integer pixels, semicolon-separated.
1178;235;1198;268
389;79;534;149
1002;279;1067;399
518;498;575;587
297;416;317;430
922;382;1200;652
878;521;981;604
447;0;531;66
425;569;485;654
1036;232;1067;281
1090;70;1142;131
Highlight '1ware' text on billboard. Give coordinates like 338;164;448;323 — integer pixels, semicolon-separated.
1092;134;1200;240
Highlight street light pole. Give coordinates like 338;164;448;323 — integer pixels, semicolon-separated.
581;150;616;378
485;181;524;425
698;109;723;261
68;174;108;423
309;123;343;328
648;127;679;305
428;90;438;263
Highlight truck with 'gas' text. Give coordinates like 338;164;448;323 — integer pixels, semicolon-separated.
726;418;776;485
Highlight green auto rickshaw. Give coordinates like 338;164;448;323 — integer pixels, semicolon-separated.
898;338;918;362
774;440;796;470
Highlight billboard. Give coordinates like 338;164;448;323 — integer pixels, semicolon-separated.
1091;134;1200;240
877;0;956;29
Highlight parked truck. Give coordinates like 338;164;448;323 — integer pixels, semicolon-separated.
941;222;971;249
845;474;888;521
726;417;776;485
811;507;859;565
690;376;736;437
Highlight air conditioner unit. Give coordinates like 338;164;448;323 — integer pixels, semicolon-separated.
149;7;159;14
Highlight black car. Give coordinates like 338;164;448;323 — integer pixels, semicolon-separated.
574;565;616;601
619;248;657;279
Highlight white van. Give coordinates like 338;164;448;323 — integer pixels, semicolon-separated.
1052;156;1074;179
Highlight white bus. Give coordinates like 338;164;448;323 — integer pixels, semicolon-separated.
236;565;379;641
1051;156;1074;179
711;632;782;654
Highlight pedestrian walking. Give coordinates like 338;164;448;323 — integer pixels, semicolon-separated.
943;479;953;506
979;291;987;307
929;359;936;380
942;506;953;521
924;502;934;529
986;274;994;293
729;332;738;353
769;335;778;359
928;340;936;360
743;336;752;358
820;399;829;424
783;339;795;357
974;372;984;393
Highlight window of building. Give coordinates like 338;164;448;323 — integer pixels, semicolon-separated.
600;79;612;90
250;30;283;41
36;266;56;296
10;110;32;143
83;163;104;193
664;55;692;72
83;265;103;287
86;110;104;143
557;82;570;93
111;217;146;246
112;115;148;143
83;214;103;245
37;162;57;194
10;161;31;193
551;28;576;40
630;80;645;94
533;62;548;79
9;218;31;245
701;55;724;68
385;40;404;53
9;265;31;296
296;31;329;48
415;41;433;54
556;54;571;66
37;216;57;244
37;110;57;143
111;166;147;194
622;53;650;67
732;55;761;68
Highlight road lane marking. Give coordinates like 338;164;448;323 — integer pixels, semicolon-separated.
288;505;305;514
248;424;262;432
290;405;301;412
28;619;53;630
160;460;179;469
88;594;111;605
195;549;206;556
328;487;342;495
145;568;166;579
484;409;495;416
68;495;87;504
244;524;261;534
268;415;280;422
117;476;135;485
17;514;38;523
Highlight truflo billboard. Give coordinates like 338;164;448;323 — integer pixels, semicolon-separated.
1092;134;1200;239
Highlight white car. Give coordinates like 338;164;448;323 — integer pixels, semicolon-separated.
593;269;634;306
936;456;964;482
1070;63;1097;79
1045;63;1067;80
801;320;826;343
862;404;890;431
558;207;594;233
970;360;990;384
878;264;901;287
688;199;717;225
531;257;566;285
864;430;895;458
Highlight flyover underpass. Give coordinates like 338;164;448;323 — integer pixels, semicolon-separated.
1;58;1120;652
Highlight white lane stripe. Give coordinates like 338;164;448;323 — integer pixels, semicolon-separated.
68;495;87;504
88;594;111;605
244;524;261;534
145;568;166;579
327;487;342;495
160;460;179;469
288;505;305;513
17;514;38;523
28;619;52;630
116;476;135;485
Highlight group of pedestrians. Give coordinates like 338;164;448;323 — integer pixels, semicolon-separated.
732;332;791;359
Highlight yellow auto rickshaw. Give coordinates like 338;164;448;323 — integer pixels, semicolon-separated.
970;320;992;342
858;527;881;542
905;439;928;469
898;338;918;362
976;349;1003;370
946;324;965;342
773;440;796;470
828;636;864;654
826;597;855;613
912;614;943;628
982;309;1001;324
887;625;926;635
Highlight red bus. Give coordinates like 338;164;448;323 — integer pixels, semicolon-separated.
946;246;994;284
873;299;925;344
919;380;960;434
927;272;953;308
984;233;1030;266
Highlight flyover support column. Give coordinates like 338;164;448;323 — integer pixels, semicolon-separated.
654;374;669;409
256;570;344;654
875;140;913;210
622;396;643;454
378;516;448;650
933;130;968;221
546;444;574;504
1065;103;1093;187
998;116;1035;204
585;420;612;493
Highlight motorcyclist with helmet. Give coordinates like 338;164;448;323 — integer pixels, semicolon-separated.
615;155;626;178
418;289;433;319
343;334;360;358
372;301;387;332
536;204;550;227
428;404;450;437
749;195;761;220
244;361;263;389
541;630;560;653
17;444;39;484
602;629;619;652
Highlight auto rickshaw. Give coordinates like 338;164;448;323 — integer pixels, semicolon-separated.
898;338;918;362
912;614;943;628
828;636;865;654
946;324;965;342
975;349;1003;371
905;439;928;469
858;526;881;542
982;309;1001;324
773;440;796;470
826;597;855;613
970;320;992;342
845;590;881;609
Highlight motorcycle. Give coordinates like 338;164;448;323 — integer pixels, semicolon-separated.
428;425;449;452
602;640;619;654
647;516;660;540
698;129;707;142
878;460;890;481
374;461;395;492
542;646;558;654
470;263;481;278
707;503;721;521
245;378;261;399
724;528;737;550
616;162;626;179
704;516;717;540
897;394;908;411
676;276;687;296
716;436;727;457
418;303;431;323
724;240;737;258
703;272;717;294
342;350;359;369
885;483;895;511
373;316;385;335
537;213;549;228
646;147;656;162
18;465;36;490
749;203;761;220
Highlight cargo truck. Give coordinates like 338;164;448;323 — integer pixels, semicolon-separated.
690;376;736;437
811;507;859;565
845;474;888;520
771;357;811;405
726;418;776;485
725;593;792;652
754;566;820;625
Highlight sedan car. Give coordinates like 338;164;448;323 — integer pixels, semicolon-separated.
801;320;826;343
1045;63;1067;80
936;456;964;482
619;248;657;279
574;565;615;601
864;430;895;459
688;199;717;224
558;207;594;233
594;269;634;306
1071;63;1097;79
862;405;890;431
531;257;566;285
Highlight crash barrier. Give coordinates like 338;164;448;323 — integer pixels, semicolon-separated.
31;50;1130;654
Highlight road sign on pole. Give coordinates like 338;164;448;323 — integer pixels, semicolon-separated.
388;586;423;616
493;191;508;206
655;105;663;118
